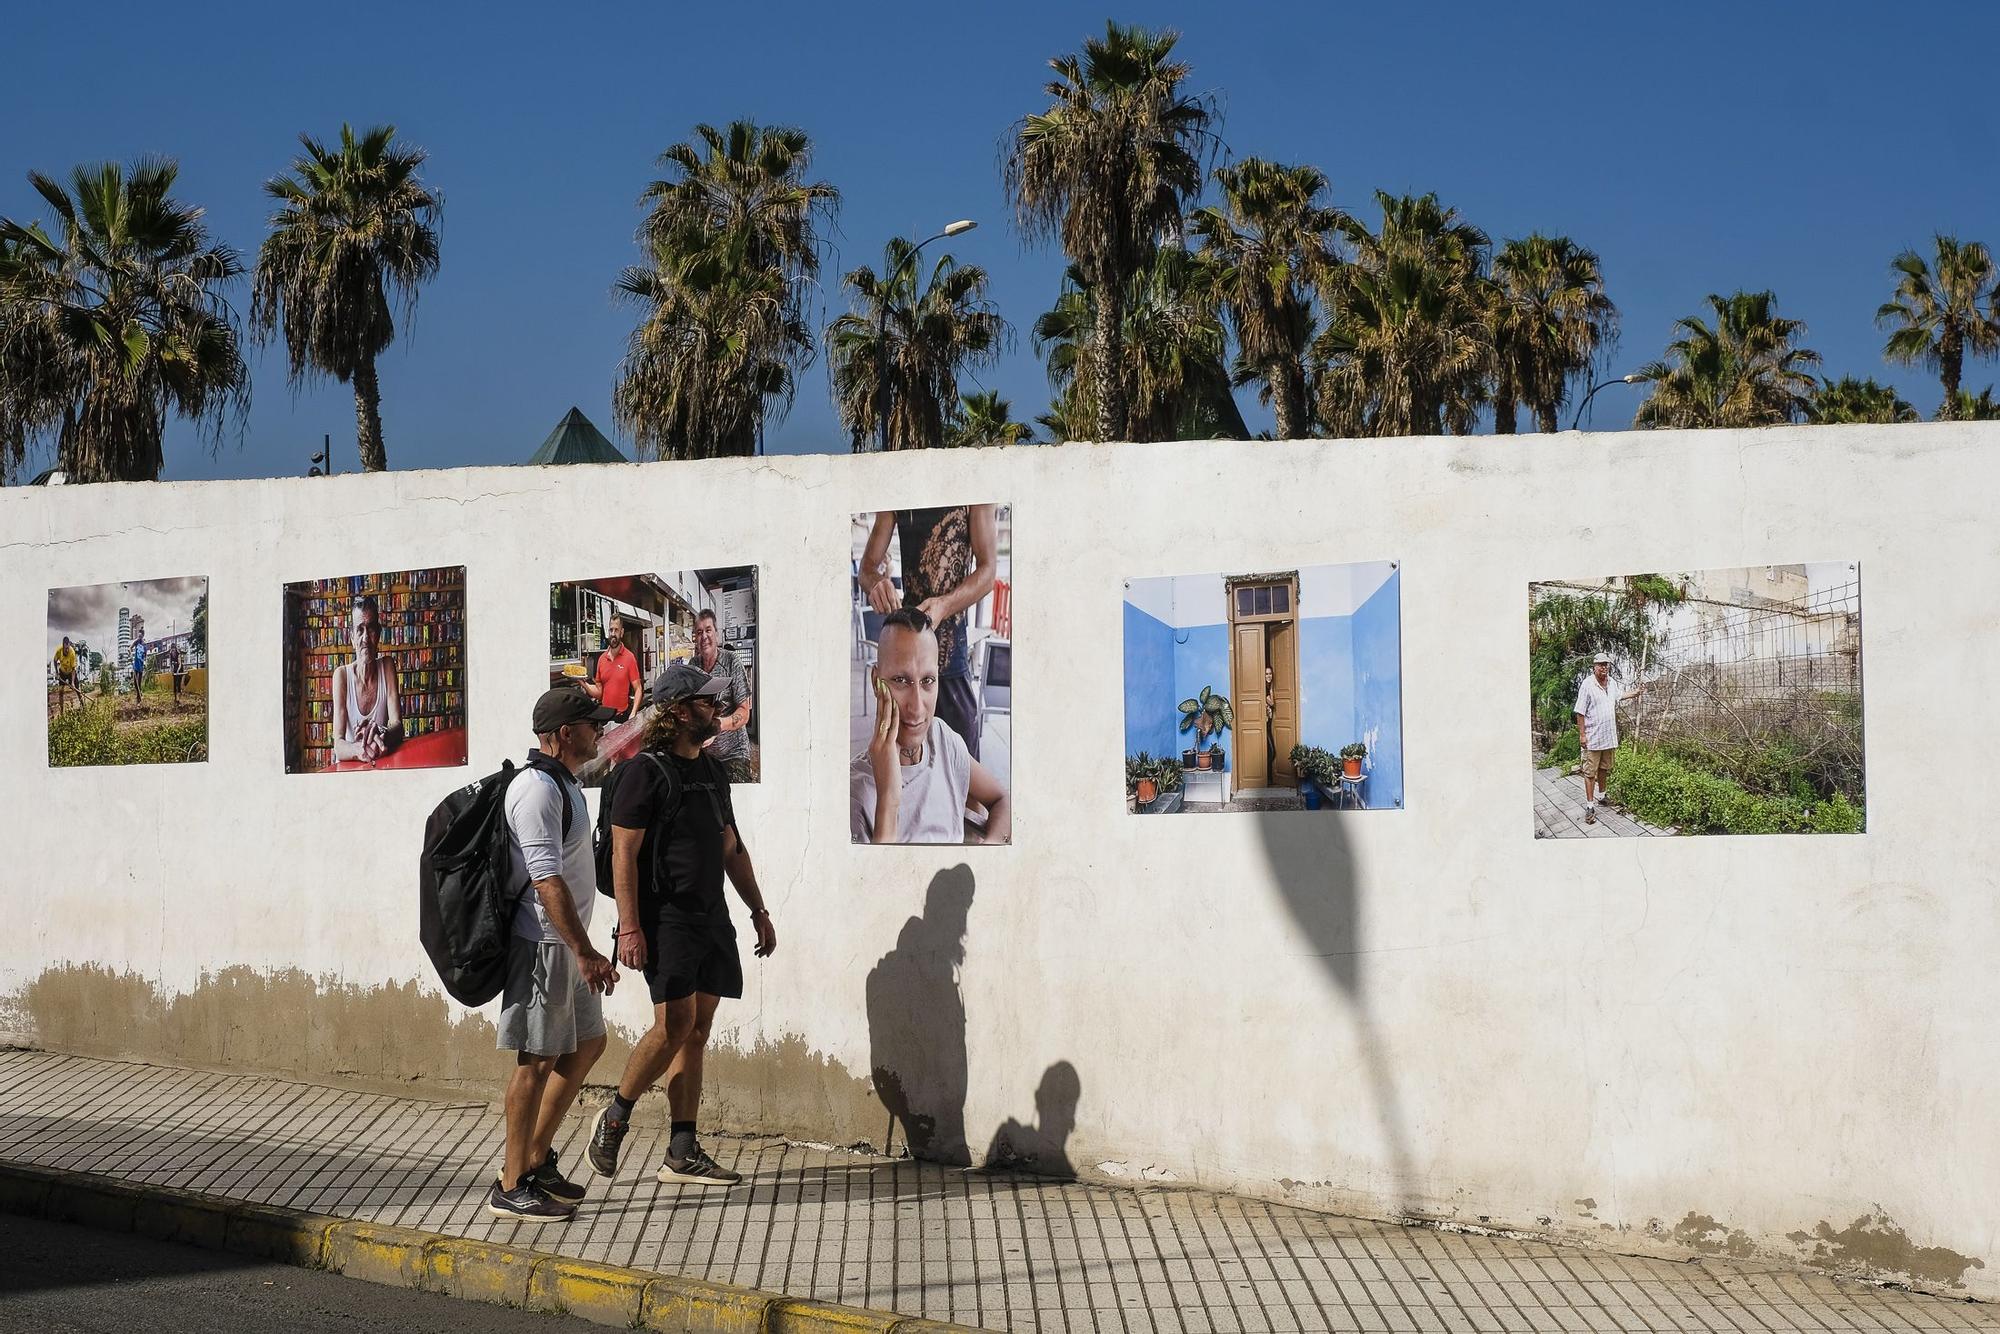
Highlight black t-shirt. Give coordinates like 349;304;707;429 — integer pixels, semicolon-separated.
895;507;974;679
607;749;738;931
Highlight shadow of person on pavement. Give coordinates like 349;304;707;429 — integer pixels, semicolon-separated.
864;864;975;1167
981;1060;1080;1179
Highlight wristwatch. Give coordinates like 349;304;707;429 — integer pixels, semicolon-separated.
870;560;890;580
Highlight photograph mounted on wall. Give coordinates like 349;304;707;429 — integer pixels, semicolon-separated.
47;577;209;767
1123;562;1404;814
850;503;1013;844
1529;564;1865;838
281;566;468;774
548;567;759;786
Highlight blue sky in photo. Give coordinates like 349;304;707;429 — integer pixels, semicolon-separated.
4;0;1994;480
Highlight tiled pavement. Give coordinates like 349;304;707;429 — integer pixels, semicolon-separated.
1;1050;1991;1333
1532;763;1674;838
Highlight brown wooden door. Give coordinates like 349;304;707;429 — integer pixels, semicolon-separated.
1269;620;1299;782
1233;622;1269;788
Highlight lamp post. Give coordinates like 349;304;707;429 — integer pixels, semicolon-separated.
1570;374;1645;431
875;219;976;453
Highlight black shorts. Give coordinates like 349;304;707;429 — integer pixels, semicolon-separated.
640;920;742;1004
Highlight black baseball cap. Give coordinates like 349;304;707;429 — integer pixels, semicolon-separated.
533;686;616;733
651;661;729;707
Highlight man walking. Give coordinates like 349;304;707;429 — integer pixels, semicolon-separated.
129;638;147;702
588;663;777;1187
52;637;83;713
692;609;754;781
582;612;644;724
1575;652;1644;824
490;687;621;1222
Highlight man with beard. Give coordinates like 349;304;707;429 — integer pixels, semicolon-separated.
581;612;644;724
691;609;753;781
588;663;777;1187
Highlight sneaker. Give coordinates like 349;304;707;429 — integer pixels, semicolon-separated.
587;1106;629;1178
487;1178;574;1223
657;1144;741;1187
1584;806;1596;824
526;1147;586;1204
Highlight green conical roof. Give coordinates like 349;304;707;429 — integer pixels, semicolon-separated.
527;407;629;465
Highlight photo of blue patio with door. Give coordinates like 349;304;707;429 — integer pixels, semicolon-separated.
1122;562;1404;814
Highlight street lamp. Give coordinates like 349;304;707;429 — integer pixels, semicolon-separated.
1570;374;1645;432
875;220;978;452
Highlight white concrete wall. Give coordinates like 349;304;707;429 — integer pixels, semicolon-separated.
3;424;1995;1295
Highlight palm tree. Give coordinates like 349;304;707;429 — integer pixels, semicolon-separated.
950;390;1034;447
616;122;837;460
1633;291;1820;430
827;239;1007;451
251;125;440;474
1190;159;1343;441
1948;385;2000;421
1877;236;2000;421
0;160;248;482
1806;376;1918;425
1313;192;1492;438
1004;21;1216;442
1033;251;1246;443
1490;234;1617;434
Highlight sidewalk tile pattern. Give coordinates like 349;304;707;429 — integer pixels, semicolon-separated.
1;1051;1991;1332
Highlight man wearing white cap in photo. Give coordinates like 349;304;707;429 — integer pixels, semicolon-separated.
1574;652;1644;824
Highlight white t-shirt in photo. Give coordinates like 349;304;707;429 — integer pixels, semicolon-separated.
1573;676;1628;752
850;717;973;844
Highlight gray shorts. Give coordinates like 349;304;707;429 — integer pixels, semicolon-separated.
496;938;606;1057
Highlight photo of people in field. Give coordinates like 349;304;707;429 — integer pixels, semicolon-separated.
46;577;209;767
1530;564;1865;837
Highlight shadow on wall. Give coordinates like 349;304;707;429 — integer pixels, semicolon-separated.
984;1060;1080;1179
1255;812;1416;1210
865;865;977;1166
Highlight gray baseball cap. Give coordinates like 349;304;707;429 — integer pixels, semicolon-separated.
650;661;729;706
1591;652;1613;665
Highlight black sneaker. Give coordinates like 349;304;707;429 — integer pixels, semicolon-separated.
587;1106;629;1178
487;1178;574;1223
526;1147;586;1204
657;1144;742;1187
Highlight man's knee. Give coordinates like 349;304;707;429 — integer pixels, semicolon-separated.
654;999;699;1046
573;1033;608;1066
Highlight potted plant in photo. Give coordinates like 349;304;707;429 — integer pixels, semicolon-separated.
1127;752;1158;807
1291;744;1322;809
1157;757;1184;799
1340;742;1367;780
1178;686;1233;772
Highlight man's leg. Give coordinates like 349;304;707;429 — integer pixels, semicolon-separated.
529;1033;606;1166
503;1052;559;1190
664;993;722;1134
588;996;696;1177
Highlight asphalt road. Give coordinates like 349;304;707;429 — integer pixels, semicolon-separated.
0;1214;604;1332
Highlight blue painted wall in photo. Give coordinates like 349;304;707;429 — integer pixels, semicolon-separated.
1173;622;1232;769
1298;615;1355;755
1122;601;1180;759
1349;570;1404;808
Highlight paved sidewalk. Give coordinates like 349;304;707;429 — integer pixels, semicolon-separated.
1;1050;1990;1333
1532;764;1674;838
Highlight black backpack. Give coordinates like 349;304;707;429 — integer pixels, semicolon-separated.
594;751;681;900
419;758;573;1006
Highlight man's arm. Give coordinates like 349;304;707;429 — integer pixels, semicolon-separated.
628;659;644;716
611;824;647;968
721;826;776;957
861;513;900;614
534;875;616;991
967;759;1011;844
920;505;999;624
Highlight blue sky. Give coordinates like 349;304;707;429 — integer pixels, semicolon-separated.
5;0;1995;480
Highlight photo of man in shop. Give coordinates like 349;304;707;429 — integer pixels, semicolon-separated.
691;609;753;782
851;608;1011;845
581;612;644;724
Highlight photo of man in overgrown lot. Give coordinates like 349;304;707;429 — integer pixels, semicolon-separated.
46;577;209;767
1529;565;1866;838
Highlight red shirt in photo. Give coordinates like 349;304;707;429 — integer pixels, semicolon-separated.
595;643;641;716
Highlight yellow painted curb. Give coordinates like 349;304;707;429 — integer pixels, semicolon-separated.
0;1159;985;1331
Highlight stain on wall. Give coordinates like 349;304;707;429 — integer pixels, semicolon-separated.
1672;1211;1757;1258
1790;1212;1986;1290
700;1033;888;1151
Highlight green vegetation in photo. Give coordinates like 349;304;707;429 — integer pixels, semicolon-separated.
1606;743;1863;835
1527;586;1675;741
48;672;207;767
